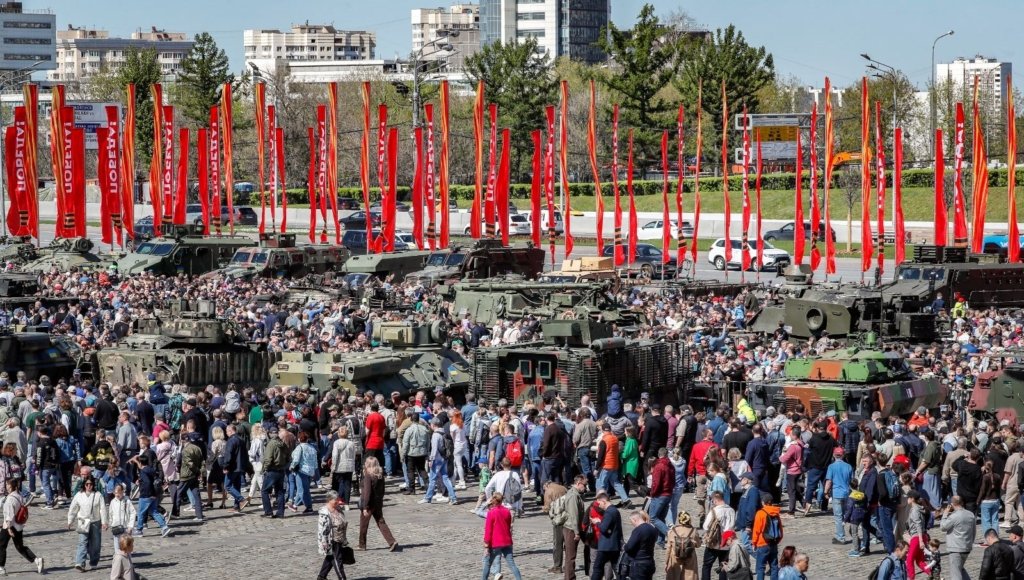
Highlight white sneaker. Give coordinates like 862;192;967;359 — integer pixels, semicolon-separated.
417;498;430;504
455;483;467;491
0;566;7;576
83;564;91;572
34;557;43;574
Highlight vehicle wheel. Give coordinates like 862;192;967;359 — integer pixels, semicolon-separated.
641;264;654;278
464;226;471;235
713;256;726;271
193;217;204;226
765;235;776;242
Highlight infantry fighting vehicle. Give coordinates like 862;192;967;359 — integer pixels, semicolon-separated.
967;350;1024;426
341;251;431;285
0;236;37;266
93;299;280;389
404;239;545;286
538;257;620;285
21;237;116;273
212;233;349;279
442;279;644;328
269;320;471;397
726;333;947;421
471;319;692;409
0;329;81;381
116;226;256;276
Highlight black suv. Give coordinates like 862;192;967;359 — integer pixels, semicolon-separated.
342;230;409;255
601;243;677;279
762;221;836;243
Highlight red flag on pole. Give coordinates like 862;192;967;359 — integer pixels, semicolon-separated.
4;112;29;238
267;105;278;229
97;117;122;246
496;129;511;247
327;82;340;244
875;101;885;279
425;103;437;249
471;81;484;239
484;104;498;239
50;88;73;239
255;82;267;234
221;83;235;234
70;128;86;238
198;128;210;235
860;78;874;275
544;106;556;264
209;106;222;235
953;102;967;245
824;77;837;275
627;129;638;266
794;129;804;265
810;101;820;270
756;135;763;271
122;84;136;242
721;81;731;266
935;129;947;246
661;131;671;264
676;105;686;269
1008;76;1019;263
530;130;542;248
161;106;175;228
560;81;573;258
690;83;703;268
385;128;398;252
611;105;623;266
438;81;451;247
587;80;604;254
174;128;188;226
376;105;388;239
741;107;753;271
894;127;905;264
276;127;285;233
306;127;316;243
316;105;328;243
412;127;424;249
970;78;990;253
359;83;373;252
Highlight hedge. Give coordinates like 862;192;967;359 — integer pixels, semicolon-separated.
253;167;1024;205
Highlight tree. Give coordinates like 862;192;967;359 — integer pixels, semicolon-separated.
464;37;558;180
674;25;774;173
755;74;813;114
177;32;233;127
595;4;681;172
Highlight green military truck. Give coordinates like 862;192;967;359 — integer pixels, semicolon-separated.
116;225;256;276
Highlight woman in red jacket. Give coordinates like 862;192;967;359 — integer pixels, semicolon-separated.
481;492;522;580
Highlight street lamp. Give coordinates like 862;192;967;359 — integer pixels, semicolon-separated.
931;30;955;152
860;54;899;130
0;59;50;237
410;34;458;132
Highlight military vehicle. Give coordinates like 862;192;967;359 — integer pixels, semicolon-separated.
966;350;1024;425
753;247;1024;340
269;320;471;396
538;257;620;285
0;236;37;266
116;225;257;276
341;251;431;284
212;233;349;279
93;299;280;389
0;330;82;381
443;279;644;328
723;333;947;421
404;239;545;286
21;237;116;273
471;319;692;409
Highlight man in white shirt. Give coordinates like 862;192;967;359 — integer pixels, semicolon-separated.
701;491;736;580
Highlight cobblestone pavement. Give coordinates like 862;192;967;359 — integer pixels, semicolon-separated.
11;480;987;579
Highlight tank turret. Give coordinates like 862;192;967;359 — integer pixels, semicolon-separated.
22;237;115;273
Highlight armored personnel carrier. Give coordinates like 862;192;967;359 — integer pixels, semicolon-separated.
342;251;431;284
735;333;946;421
966;351;1024;426
0;330;81;381
0;236;37;266
94;299;280;389
269;320;471;397
21;237;115;273
404;239;545;286
213;233;349;279
116;226;256;276
471;319;692;409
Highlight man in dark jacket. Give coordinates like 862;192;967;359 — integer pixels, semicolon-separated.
639;405;668;461
220;424;251;513
804;420;838;513
734;472;761;554
744;424;771;493
645;448;674;546
953;448;984;514
857;455;879;556
134;455;171;537
590;492;621;580
980;528;1015;580
540;412;566;486
722;418;753;457
837;412;861;467
261;427;289;518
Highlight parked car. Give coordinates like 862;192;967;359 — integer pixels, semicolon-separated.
762;221;836;243
637;219;694;240
131;216;155;241
341;229;409;255
983;233;1024;256
601;243;676;279
337;197;360;210
339;210;383;231
707;238;791;271
395;230;416;247
369;201;411;213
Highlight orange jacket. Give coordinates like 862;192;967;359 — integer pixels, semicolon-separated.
752;505;783;548
598;432;620;471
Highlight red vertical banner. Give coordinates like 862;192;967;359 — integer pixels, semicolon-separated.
385;128;398;252
149;84;163;236
484;103;498;238
375;105;388;251
559;80;573;258
255;82;267;234
690;83;703;267
627;130;638;266
875;101;885;278
741;108;752;271
209;106;222;235
894;127;905;264
953;102;967;245
530;130;542;248
471;81;484;239
276;127;285;233
611;105;623;266
587;80;604;254
438;81;451;247
221;83;235;234
970;78;990;253
49;87;71;238
359;82;373;251
425;103;437;249
660;131;670;264
5;109;29;237
793;128;804;265
859;78;873;274
122;84;136;241
174;128;188;226
412;126;424;249
824;77;837;275
21;86;38;241
935;129;947;246
104;106;123;246
496;129;511;247
676;105;686;267
1008;76;1019;263
756;135;763;271
306;127;316;243
267;105;277;229
161;106;174;228
198;128;210;235
97;128;112;245
544;106;556;263
70;128;86;238
327;82;340;244
809;102;820;270
316;105;329;244
721;81;731;266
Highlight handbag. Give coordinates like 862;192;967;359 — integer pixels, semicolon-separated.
340;545;356;565
110;525;126;537
75;518;93;534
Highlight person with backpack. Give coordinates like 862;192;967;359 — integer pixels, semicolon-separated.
875;453;900;555
0;477;43;575
419;418;458;506
665;509;700;580
33;426;60;510
752;492;782;580
555;475;586;580
544;479;568;574
701;491;735;580
873;540;909;580
485;458;523;515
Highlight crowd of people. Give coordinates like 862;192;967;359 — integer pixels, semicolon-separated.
0;265;1020;579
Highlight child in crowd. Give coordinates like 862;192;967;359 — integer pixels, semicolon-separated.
473;458;491;517
844;478;867;558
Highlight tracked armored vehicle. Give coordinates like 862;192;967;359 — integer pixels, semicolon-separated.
404;239;545;286
732;334;947;421
0;330;81;381
21;237;115;273
269;320;471;397
471;319;692;409
94;299;280;389
0;236;37;266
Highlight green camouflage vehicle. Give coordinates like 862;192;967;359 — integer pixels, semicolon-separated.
270;320;471;397
93;299;280;390
213;233;349;280
0;329;82;381
342;251;432;283
0;236;37;266
116;226;256;276
404;239;545;286
21;237;116;274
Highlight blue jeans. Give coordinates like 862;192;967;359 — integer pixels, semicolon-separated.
531;460;543;496
922;473;942;508
424;456;457;502
541;457;563;486
804;467;825;508
136;496;167;532
647;496;671;543
982;499;1001;535
261;470;287;517
755;543;779;580
224;471;245;506
738;529;755;556
577;448;595;493
832;495;847;540
481;546;522;580
384;440;398;476
75;521;102;566
877;505;896;554
293;472;312;510
40;468;57;506
596;469;629;503
670;488;684;528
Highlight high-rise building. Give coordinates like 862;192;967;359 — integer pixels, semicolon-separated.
243;23;376;78
0;1;55;79
479;0;608;64
49;26;194;83
936;55;1012;108
411;4;479;70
